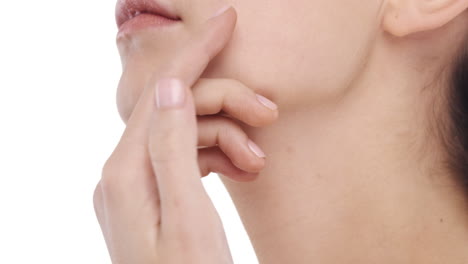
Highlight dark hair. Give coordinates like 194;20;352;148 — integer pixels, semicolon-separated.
444;37;468;190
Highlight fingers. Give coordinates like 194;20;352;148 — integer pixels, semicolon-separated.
198;147;259;181
193;78;278;127
198;115;266;173
95;6;238;262
99;4;237;232
149;79;226;245
192;78;277;177
149;78;203;206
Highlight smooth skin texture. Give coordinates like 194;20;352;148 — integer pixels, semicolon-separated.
98;0;468;263
93;7;272;263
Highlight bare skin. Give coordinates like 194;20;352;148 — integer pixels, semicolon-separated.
95;0;468;263
94;7;278;263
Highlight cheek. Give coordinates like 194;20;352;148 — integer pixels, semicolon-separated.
201;0;382;109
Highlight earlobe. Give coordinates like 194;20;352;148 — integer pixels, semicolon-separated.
383;1;420;37
382;0;468;37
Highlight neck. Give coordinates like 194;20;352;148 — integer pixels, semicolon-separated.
220;33;468;263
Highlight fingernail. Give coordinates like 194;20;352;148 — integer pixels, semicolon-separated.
209;4;232;19
256;94;278;111
155;78;186;109
247;139;266;158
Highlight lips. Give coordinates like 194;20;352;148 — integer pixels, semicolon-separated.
115;0;181;29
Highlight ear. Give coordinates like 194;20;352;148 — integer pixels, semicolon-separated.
383;0;468;37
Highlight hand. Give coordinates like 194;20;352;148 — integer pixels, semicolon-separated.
93;6;278;264
193;77;278;181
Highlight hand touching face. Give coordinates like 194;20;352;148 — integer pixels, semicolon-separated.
116;0;384;120
94;6;279;263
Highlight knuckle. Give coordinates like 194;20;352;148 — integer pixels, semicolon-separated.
205;116;266;171
215;117;245;139
215;116;241;132
98;144;153;202
98;173;119;198
217;120;245;142
99;158;131;198
193;78;251;114
93;181;103;213
226;79;256;103
199;115;243;145
223;78;247;91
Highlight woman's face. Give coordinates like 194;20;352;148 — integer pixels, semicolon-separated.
116;0;384;122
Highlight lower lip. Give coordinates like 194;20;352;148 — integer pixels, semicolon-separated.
117;13;180;38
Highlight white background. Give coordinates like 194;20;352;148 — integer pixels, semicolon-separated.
0;1;256;263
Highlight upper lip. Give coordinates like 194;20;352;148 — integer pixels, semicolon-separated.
115;0;180;28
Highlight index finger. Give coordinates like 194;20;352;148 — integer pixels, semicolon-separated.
156;6;237;87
